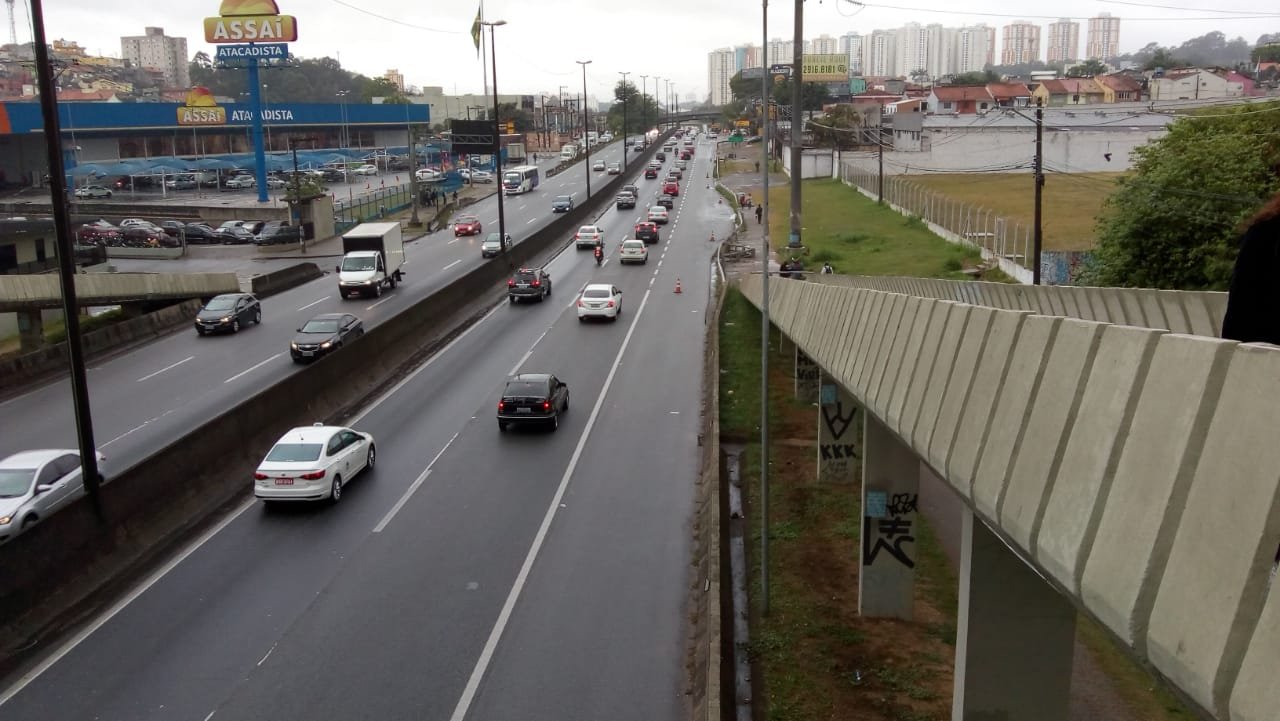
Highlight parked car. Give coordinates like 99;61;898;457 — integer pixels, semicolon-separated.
183;223;220;244
634;221;660;244
507;267;552;303
254;425;375;504
254;221;302;245
217;226;256;245
0;449;108;543
468;170;494;184
576;283;623;322
164;176;197;190
73;185;112;199
225;175;256;189
321;168;346;182
619;238;649;265
195;293;261;335
453;215;483;236
290;313;363;363
416;168;441;181
264;177;288;189
574;224;604;250
552;195;574;213
647;206;670;224
352;164;378;176
159;220;187;237
75;220;121;245
123;226;174;247
496;373;570;432
119;218;154;228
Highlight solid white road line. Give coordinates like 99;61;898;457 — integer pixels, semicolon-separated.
296;297;327;312
136;355;194;383
373;429;461;533
366;296;393;310
0;497;257;709
442;259;462;272
448;238;460;245
448;288;654;721
224;353;284;384
526;218;536;224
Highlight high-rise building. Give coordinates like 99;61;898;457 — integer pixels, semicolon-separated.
985;25;997;66
1046;19;1080;64
896;23;930;78
120;27;189;88
840;32;864;76
708;47;736;106
768;38;796;64
862;29;898;77
1086;13;1121;61
956;25;995;74
811;34;839;54
1001;21;1041;65
735;44;763;71
384;69;405;92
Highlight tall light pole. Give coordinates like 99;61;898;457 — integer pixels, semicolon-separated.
789;0;804;249
577;59;592;199
654;77;663;128
558;84;569;136
759;0;772;616
618;71;630;170
639;74;648;142
335;90;349;148
482;19;509;254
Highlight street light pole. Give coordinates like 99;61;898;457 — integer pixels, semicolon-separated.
483;20;509;254
639;75;648;141
619;71;630;170
577;59;592;199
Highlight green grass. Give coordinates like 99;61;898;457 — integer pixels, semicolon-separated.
909;172;1126;252
1075;614;1195;721
768;178;996;280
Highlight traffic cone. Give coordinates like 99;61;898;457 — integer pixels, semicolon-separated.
674;278;683;294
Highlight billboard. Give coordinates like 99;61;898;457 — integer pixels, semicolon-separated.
450;119;498;155
204;0;299;44
802;54;849;82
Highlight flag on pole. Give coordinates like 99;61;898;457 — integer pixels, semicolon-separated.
470;4;482;57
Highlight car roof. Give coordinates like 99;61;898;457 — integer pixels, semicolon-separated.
456;215;478;221
273;425;348;444
0;449;77;468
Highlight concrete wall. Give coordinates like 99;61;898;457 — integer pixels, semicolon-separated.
249;263;324;298
0;271;240;312
738;275;1279;721
901;127;1166;173
781;148;835;179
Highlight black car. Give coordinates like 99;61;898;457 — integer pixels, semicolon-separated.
656;152;666;161
321;168;346;182
217;226;256;245
159;220;187;237
184;223;220;244
508;267;552;304
654;193;674;209
497;373;569;432
195;293;261;335
291;313;363;362
254;221;302;245
552;195;574;213
123;227;177;248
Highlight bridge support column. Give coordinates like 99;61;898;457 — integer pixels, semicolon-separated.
795;345;819;403
817;373;858;483
952;510;1075;721
17;310;44;351
858;413;918;618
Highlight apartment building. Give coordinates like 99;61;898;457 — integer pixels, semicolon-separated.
1047;19;1080;64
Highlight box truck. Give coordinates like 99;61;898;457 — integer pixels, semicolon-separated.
337;222;405;299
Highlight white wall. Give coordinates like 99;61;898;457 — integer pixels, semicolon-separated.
782;148;835;179
889;127;1165;173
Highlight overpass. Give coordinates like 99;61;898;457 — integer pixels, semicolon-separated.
0;272;240;313
738;273;1276;721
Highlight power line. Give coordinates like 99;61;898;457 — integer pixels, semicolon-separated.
327;0;464;34
842;0;1280;21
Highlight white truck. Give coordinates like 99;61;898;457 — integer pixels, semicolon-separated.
560;143;578;161
337;222;405;299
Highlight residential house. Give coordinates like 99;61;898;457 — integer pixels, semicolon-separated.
985;81;1033;107
1149;68;1241;101
885;97;924;116
892;111;925;151
1224;70;1262;97
1033;78;1105;106
1096;73;1142;103
926;85;995;114
850;89;903;110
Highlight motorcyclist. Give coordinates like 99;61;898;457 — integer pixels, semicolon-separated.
593;242;604;266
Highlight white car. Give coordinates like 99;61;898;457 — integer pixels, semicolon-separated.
592;160;606;172
225;175;256;189
415;168;441;181
574;224;604;249
352;164;379;176
265;177;288;189
647;206;670;224
618;239;649;265
577;283;623;322
0;449;108;543
74;185;112;199
468;170;494;183
254;424;375;504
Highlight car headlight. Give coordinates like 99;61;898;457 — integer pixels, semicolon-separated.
291;342;300;349
220;316;231;323
320;340;333;349
0;515;12;525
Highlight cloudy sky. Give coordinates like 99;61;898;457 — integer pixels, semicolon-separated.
27;0;1280;101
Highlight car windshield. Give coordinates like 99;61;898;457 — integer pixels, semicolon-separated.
204;298;236;311
555;196;571;203
583;288;611;299
0;468;35;497
264;443;322;462
456;216;477;224
503;172;520;182
579;227;597;235
341;256;377;271
301;319;340;333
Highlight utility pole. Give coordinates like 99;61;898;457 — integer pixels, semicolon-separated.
408;122;420;226
619;71;630;170
877;127;884;204
578;60;592;199
1033;97;1044;285
788;0;804;249
760;0;772;616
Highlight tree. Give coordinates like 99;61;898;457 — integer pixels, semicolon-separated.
951;70;998;85
189;55;366;102
606;80;657;135
809;104;863;149
1066;59;1108;77
1144;47;1187;71
1081;100;1280;290
192;51;212;71
1253;43;1280;64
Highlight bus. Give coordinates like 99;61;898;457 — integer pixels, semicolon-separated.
502;165;540;195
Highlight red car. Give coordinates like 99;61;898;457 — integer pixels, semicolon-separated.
634;221;660;244
75;220;122;245
454;214;482;236
663;180;680;197
680;150;692;161
644;167;659;179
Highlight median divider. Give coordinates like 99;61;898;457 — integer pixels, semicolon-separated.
0;130;677;678
249;262;324;298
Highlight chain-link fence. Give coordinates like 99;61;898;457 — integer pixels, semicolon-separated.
332;175;464;233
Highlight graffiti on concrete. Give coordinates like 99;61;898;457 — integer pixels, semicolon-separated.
863;492;918;568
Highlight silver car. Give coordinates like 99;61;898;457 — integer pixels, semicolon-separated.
0;449;108;543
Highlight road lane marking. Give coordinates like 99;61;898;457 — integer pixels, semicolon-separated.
448;238;460;245
448;287;655;721
366;296;393;310
224;353;284;384
136;356;193;383
257;643;277;666
507;326;550;376
442;259;462;272
296;297;327;312
373;429;460;533
0;497;257;709
526;218;536;224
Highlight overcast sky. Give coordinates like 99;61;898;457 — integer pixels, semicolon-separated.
27;0;1280;101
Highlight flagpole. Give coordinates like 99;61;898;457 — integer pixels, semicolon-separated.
480;0;488;98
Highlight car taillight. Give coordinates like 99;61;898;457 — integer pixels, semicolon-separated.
300;470;326;480
542;401;551;410
498;401;506;411
253;472;268;480
607;300;615;307
508;280;515;287
577;299;584;307
532;280;540;287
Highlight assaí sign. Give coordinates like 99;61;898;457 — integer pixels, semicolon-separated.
204;0;298;44
177;86;226;126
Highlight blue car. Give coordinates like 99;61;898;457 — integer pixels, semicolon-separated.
551;195;574;213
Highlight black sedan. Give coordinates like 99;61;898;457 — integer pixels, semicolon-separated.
290;313;363;363
159;220;187;238
217;226;255;245
183;223;220;244
195;293;261;335
497;373;569;432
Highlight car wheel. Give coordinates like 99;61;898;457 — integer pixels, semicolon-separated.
389;274;398;289
196;327;206;336
254;309;262;324
563;392;569;410
20;515;37;530
232;318;241;333
498;421;507;432
549;413;559;431
373;282;383;298
509;295;516;304
329;475;343;504
366;444;376;472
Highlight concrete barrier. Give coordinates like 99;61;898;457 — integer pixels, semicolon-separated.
928;305;997;476
0;271;240;312
249;262;325;298
104;246;184;260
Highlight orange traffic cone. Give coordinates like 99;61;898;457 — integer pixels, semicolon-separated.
674;278;683;294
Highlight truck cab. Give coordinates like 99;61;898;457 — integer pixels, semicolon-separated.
337;222;405;299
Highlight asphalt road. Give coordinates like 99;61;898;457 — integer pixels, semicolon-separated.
0;141;638;472
0;132;734;721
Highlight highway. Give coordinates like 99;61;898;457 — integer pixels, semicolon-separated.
0;141;638;473
0;131;733;720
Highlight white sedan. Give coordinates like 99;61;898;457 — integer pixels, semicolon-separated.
574;224;605;249
352;164;379;176
577;283;623;322
0;449;108;543
647;206;670;224
468;170;494;183
619;239;649;264
416;168;441;181
254;424;375;504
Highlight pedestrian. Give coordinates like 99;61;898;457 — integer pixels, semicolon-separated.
755;161;760;172
755;205;763;224
452;190;459;203
1222;188;1280;344
821;262;834;274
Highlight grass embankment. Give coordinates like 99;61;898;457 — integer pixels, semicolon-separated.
719;287;1194;721
910;172;1126;252
766;178;1005;281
